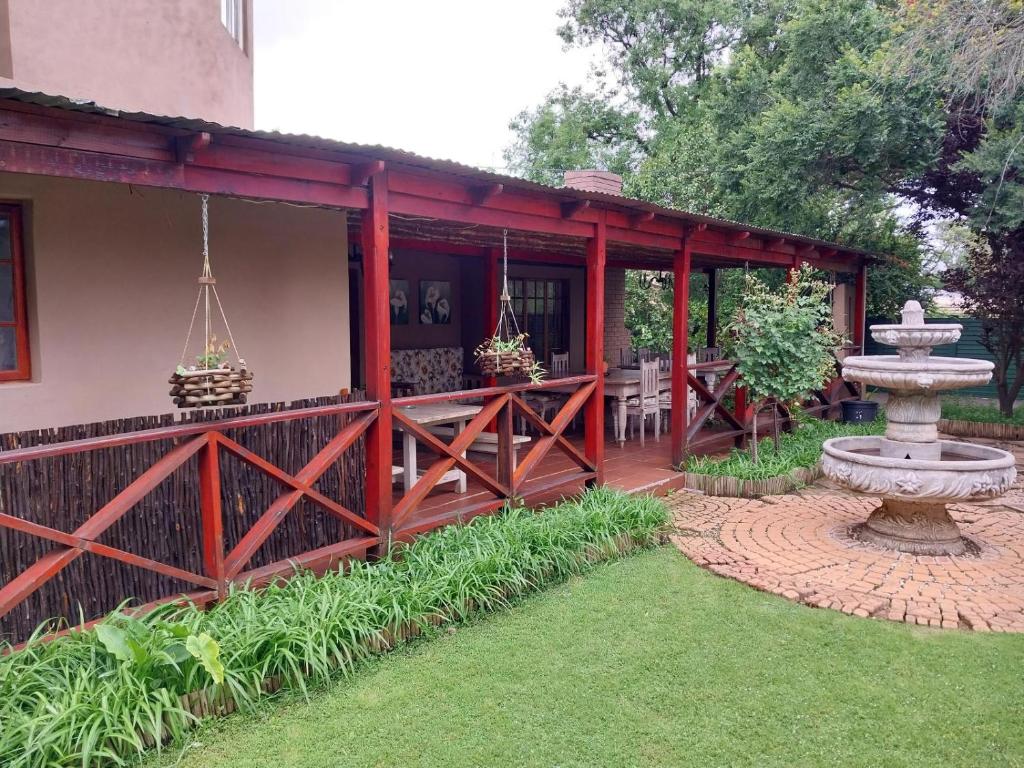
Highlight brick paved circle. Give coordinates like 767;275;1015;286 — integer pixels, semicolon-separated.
667;491;1024;631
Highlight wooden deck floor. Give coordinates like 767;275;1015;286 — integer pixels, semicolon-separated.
393;425;743;533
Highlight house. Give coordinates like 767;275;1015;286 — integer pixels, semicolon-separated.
0;87;870;643
0;0;253;128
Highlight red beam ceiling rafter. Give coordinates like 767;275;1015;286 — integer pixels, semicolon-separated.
0;100;865;266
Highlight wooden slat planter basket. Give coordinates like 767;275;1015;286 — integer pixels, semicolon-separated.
476;346;536;377
684;465;821;498
169;367;254;407
938;419;1024;442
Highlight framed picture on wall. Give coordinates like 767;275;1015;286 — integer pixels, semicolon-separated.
389;279;410;325
419;280;452;325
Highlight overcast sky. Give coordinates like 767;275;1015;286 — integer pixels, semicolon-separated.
254;1;596;171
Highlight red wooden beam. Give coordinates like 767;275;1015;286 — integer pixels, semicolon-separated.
361;171;394;543
0;400;377;465
766;237;787;250
561;199;591;219
0;435;206;619
392;374;595;407
174;131;211;164
352;159;386;186
730;230;751;242
388;191;593;239
584;214;606;485
671;240;691;467
222;412;379;577
386;238;486;257
629;210;655;227
470;183;504;205
606;225;681;251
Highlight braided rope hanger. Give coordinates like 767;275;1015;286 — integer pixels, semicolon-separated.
492;228;523;341
178;194;246;370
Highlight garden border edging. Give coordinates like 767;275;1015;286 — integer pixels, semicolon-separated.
684;466;821;498
938;418;1024;442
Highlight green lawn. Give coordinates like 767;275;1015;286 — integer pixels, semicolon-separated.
150;547;1024;768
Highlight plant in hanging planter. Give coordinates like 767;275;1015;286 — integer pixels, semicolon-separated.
169;194;255;409
475;333;546;385
195;335;232;370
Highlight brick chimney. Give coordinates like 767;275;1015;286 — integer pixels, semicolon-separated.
563;169;623;196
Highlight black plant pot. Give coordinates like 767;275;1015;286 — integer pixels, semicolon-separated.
841;399;878;424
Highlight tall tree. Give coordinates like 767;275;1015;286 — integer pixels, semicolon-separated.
504;0;947;317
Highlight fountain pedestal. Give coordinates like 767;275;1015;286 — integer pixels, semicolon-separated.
821;301;1015;555
861;499;965;555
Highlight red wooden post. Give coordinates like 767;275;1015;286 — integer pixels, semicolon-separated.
584;214;606;486
734;385;750;427
361;170;393;546
198;433;226;598
496;395;514;491
671;237;692;468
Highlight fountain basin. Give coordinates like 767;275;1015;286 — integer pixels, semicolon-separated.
840;355;993;392
870;325;961;349
822;436;1016;502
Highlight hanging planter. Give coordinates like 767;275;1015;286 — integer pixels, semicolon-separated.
474;229;545;385
475;333;537;377
168;194;254;409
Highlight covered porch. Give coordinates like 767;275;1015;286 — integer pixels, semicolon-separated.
0;90;868;641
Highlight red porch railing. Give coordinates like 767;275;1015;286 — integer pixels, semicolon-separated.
391;375;599;538
0;400;379;639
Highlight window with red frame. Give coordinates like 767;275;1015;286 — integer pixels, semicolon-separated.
0;204;29;381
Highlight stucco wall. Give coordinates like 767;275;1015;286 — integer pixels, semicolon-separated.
0;0;253;128
0;173;349;432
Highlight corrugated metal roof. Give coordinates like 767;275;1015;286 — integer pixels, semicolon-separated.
0;88;871;259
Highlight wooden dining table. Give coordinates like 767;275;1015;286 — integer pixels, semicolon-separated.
547;368;672;444
546;364;736;444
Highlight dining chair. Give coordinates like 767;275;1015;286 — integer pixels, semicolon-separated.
659;353;697;431
522;351;570;431
624;358;661;446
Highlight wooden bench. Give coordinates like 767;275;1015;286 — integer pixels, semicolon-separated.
426;426;531;469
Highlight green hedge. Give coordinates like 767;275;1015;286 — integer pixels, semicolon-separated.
0;488;667;768
941;399;1024;426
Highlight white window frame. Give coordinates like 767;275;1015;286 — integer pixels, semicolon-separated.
220;0;245;50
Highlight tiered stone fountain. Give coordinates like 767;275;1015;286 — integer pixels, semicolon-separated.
822;301;1016;555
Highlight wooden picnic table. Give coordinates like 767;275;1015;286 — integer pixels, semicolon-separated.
394;402;482;493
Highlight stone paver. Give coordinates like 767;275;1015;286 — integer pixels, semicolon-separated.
666;483;1024;632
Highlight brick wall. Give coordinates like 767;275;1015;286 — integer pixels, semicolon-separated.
603;267;632;365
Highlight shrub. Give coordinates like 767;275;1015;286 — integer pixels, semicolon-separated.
684;416;884;481
0;488;666;768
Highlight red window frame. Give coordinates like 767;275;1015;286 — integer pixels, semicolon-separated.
0;203;29;382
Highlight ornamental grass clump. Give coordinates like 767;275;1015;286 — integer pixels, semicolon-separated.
0;488;666;768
